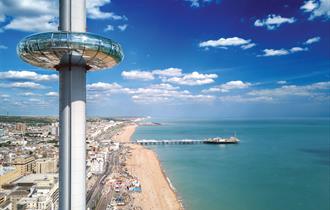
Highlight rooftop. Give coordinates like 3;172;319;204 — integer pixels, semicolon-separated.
13;173;58;184
0;166;15;176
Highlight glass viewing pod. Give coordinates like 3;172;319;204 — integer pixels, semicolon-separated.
17;32;124;71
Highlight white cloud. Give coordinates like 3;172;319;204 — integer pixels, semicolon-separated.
121;68;217;86
4;15;58;32
218;81;330;103
28;98;42;102
118;24;128;31
248;81;330;98
148;83;180;90
0;95;10;102
203;80;251;93
254;14;296;30
260;46;308;57
0;71;58;81
105;24;128;32
0;82;46;89
121;70;155;81
277;80;287;85
184;0;219;8
86;82;128;101
87;82;124;91
199;37;255;50
129;85;215;104
11;97;51;107
220;95;273;103
260;49;290;57
185;0;201;7
165;71;218;86
0;45;8;49
241;43;256;50
104;24;114;31
12;82;45;89
0;0;57;17
0;94;10;98
20;92;40;96
46;92;58;97
86;0;125;20
301;0;330;20
290;47;308;53
87;81;215;104
301;0;319;12
0;0;58;32
304;36;321;44
152;68;183;77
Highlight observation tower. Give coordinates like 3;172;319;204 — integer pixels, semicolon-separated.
17;0;123;209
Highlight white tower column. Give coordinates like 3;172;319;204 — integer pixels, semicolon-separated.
59;0;86;32
70;67;86;210
59;0;86;210
59;68;71;210
59;58;86;210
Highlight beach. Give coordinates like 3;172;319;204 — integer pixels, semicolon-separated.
113;123;183;210
112;124;138;143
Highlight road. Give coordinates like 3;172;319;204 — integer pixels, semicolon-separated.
95;149;121;210
87;149;119;209
86;123;127;210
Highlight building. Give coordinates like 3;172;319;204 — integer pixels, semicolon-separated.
110;142;120;151
8;187;31;210
90;156;105;175
13;174;59;210
0;128;5;137
50;123;59;138
35;158;58;174
15;123;27;133
0;193;6;204
0;192;12;209
16;185;59;210
13;156;35;176
0;166;21;188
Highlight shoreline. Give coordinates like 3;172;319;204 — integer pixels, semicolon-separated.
144;145;185;209
157;153;185;209
114;123;183;210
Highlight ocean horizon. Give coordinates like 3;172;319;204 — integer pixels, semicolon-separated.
133;118;330;210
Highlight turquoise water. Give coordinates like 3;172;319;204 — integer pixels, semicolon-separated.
133;119;330;210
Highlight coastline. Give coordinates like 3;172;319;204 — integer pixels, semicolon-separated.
156;152;185;209
114;123;183;210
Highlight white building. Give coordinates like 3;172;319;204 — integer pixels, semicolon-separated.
14;174;59;210
90;156;105;175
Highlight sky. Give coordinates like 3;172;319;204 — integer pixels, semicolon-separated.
0;0;329;119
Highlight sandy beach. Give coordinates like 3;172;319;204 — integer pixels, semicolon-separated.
114;123;183;210
112;124;138;143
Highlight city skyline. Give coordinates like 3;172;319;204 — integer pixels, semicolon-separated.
0;0;330;118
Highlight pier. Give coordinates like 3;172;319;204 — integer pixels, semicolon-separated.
136;137;239;145
136;139;204;145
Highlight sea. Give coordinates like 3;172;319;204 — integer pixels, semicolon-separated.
132;119;330;210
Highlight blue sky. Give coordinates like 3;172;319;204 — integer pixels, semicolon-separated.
0;0;329;118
